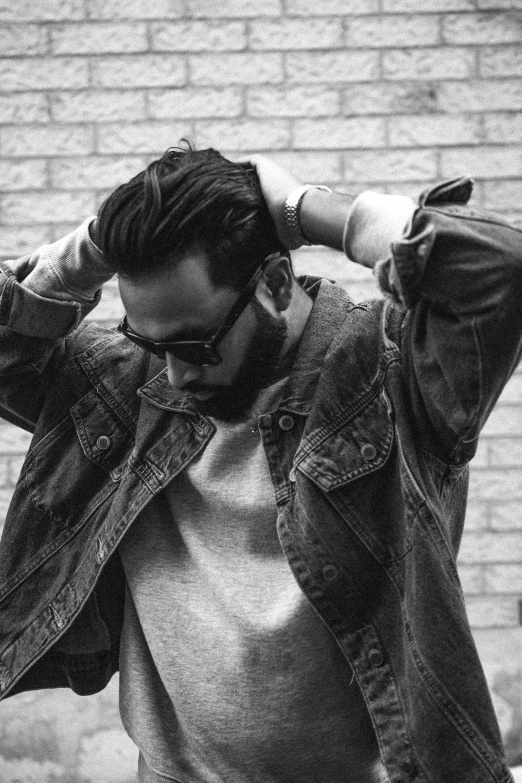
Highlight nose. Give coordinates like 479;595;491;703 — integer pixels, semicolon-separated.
165;353;203;389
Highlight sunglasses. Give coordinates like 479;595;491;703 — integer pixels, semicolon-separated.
117;252;280;366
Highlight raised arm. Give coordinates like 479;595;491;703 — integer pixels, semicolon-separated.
249;155;522;464
245;153;415;266
0;219;114;431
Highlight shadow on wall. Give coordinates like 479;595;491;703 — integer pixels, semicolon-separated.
0;677;138;783
475;628;522;770
493;670;522;767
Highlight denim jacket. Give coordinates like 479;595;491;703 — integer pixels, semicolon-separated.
0;179;521;783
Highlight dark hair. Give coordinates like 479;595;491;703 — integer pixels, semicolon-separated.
96;142;287;289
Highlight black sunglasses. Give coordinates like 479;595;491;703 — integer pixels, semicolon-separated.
117;252;280;366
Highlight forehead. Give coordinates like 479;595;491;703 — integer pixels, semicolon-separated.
118;250;238;339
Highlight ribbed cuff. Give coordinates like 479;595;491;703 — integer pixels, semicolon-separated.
0;260;101;338
21;217;113;302
342;192;415;269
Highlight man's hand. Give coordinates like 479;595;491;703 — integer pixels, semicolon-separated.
243;154;351;252
241;154;303;249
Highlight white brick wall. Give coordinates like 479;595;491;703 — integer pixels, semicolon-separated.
382;46;476;78
0;1;85;22
151;21;246;51
51;22;149;54
0;1;521;776
86;0;184;19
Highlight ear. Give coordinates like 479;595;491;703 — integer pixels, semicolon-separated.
262;255;293;312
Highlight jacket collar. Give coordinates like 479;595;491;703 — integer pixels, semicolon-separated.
277;277;355;416
137;277;355;416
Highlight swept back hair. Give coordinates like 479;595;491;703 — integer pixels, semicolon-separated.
96;142;288;289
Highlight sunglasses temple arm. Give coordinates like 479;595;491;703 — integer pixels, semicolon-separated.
210;264;266;346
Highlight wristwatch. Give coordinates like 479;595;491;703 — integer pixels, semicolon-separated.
284;184;332;248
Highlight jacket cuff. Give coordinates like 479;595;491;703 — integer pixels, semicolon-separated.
373;176;474;308
0;260;101;338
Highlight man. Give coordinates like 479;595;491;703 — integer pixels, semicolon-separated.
0;144;520;783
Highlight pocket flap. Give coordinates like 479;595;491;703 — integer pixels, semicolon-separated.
296;392;394;492
71;390;132;473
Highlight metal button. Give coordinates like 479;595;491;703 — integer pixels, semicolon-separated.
368;648;384;667
322;564;339;582
278;415;294;431
96;435;111;451
360;443;377;461
289;466;296;482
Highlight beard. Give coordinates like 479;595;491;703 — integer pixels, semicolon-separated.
190;297;288;422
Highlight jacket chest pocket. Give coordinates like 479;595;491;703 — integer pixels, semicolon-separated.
70;390;135;478
295;391;415;565
23;390;134;527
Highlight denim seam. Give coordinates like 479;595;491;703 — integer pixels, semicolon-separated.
78;353;140;435
0;475;119;603
0;266;16;326
450;313;483;464
295;360;397;461
425;205;522;235
404;619;507;782
394;425;459;565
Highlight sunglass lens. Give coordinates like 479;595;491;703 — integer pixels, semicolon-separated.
125;333;166;359
170;344;220;366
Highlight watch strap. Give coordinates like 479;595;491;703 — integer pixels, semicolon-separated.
284;184;332;248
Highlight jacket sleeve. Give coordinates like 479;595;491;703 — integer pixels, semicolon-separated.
351;178;522;464
0;219;114;432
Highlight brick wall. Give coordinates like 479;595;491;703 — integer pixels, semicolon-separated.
0;1;521;780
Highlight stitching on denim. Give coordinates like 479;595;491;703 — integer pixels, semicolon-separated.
0;266;16;326
426;205;522;235
404;619;506;780
296;363;398;464
450;313;483;465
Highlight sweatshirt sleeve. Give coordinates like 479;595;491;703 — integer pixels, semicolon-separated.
20;217;113;302
0;218;114;338
342;191;415;274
